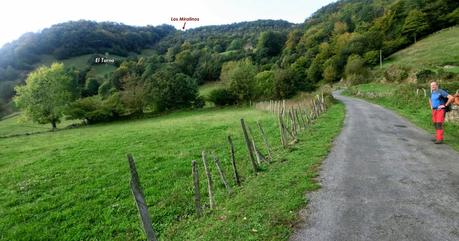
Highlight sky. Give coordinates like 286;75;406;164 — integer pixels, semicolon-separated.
0;0;337;47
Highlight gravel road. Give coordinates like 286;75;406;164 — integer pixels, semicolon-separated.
290;92;459;241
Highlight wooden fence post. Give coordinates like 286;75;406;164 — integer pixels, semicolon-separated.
294;109;301;131
212;152;232;194
202;151;215;209
247;125;264;165
256;121;272;161
127;154;157;241
297;105;307;129
288;109;297;136
191;160;202;217
279;113;297;143
227;135;241;186
278;113;287;148
240;119;259;173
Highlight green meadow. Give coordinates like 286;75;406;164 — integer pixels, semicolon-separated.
384;26;459;71
0;103;345;240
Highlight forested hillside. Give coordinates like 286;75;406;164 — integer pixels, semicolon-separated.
1;0;458;121
0;21;175;78
279;0;459;85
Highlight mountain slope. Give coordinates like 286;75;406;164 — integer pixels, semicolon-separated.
0;21;175;82
384;26;459;72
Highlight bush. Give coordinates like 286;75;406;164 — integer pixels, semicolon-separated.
384;65;409;82
441;82;459;94
83;78;100;97
345;55;369;85
274;68;297;99
192;96;206;109
98;80;115;97
323;57;339;83
254;71;276;99
146;65;200;112
66;96;118;124
363;50;380;66
437;68;457;81
207;88;237;106
415;69;435;83
227;59;257;102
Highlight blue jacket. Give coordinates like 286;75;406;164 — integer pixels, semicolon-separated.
430;89;448;109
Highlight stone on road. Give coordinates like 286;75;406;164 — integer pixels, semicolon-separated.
290;92;459;241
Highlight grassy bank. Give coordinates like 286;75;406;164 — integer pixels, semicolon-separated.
0;102;344;240
384;26;459;71
343;83;459;151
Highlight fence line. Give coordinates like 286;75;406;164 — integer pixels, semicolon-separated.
125;91;332;238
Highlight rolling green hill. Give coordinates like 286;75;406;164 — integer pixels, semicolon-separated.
384;26;459;72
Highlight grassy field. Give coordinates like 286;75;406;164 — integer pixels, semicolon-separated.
0;103;345;240
0;114;80;137
384;26;459;70
39;54;124;79
198;81;226;98
343;83;459;152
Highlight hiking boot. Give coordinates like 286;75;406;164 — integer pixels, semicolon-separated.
434;140;444;144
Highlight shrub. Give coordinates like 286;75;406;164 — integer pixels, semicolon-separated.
207;88;237;106
66;94;124;124
146;66;200;112
83;78;100;97
274;68;297;99
323;58;339;83
363;50;380;66
254;70;276;99
98;81;114;97
437;68;457;81
227;59;257;102
384;65;409;82
345;55;369;85
192;96;206;109
415;69;435;83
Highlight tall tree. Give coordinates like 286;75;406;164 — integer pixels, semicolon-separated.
403;10;429;43
226;59;257;102
145;65;199;112
14;63;74;129
256;31;287;60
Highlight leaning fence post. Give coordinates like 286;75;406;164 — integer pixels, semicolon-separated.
227;135;241;186
247;125;264;165
191;160;202;217
127;154;157;241
297;105;307;129
294;109;301;131
212;152;232;194
278;113;287;148
256;121;272;161
202;151;215;209
240;119;259;173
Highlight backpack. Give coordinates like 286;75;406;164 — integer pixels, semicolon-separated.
440;89;452;112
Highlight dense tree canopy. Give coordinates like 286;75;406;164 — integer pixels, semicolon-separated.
14;63;74;129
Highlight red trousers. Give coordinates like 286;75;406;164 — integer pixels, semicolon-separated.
432;109;445;141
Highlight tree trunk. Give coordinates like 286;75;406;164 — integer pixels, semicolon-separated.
51;121;57;130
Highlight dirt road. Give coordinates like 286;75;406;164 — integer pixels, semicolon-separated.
290;92;459;241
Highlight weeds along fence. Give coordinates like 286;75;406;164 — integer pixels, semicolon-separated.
124;92;332;239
